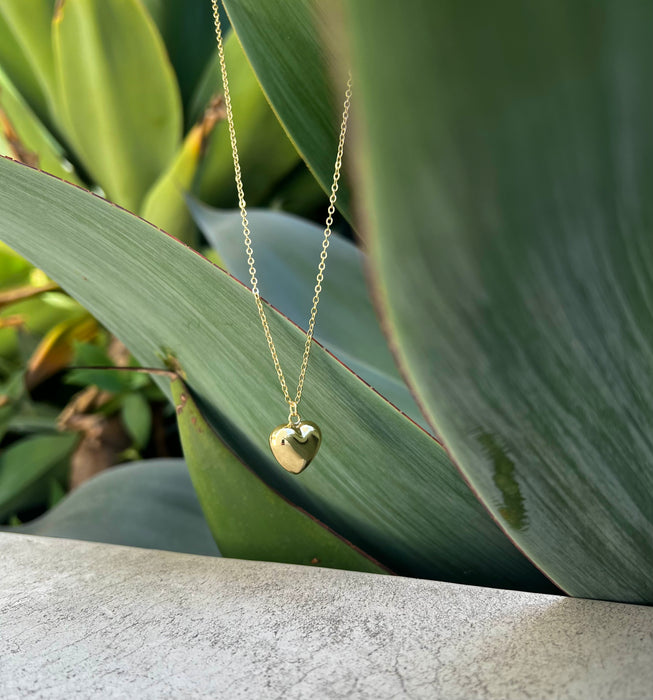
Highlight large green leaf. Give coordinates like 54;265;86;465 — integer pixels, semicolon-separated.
346;0;653;603
0;432;77;522
191;201;425;427
172;378;384;572
0;157;555;592
193;33;300;210
222;0;351;219
52;0;182;211
5;459;221;556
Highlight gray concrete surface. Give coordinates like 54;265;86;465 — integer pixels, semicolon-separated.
1;533;652;699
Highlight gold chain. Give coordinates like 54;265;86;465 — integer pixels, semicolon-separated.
210;1;352;426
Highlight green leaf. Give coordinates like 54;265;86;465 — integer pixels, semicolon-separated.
52;0;183;211
141;0;219;118
268;161;334;220
64;368;124;393
140;112;218;245
0;292;86;362
0;370;27;443
4;458;221;556
0;1;56;125
121;392;151;450
0;156;554;592
66;343;151;393
187;50;221;128
5;402;60;436
347;0;653;603
222;0;351;218
0;242;33;290
191;201;426;427
47;476;66;509
0;65;81;184
0;432;77;522
194;32;300;210
172;378;384;572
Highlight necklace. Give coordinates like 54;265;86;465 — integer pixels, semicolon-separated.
210;1;352;474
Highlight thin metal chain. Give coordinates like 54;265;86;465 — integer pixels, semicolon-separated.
211;0;352;425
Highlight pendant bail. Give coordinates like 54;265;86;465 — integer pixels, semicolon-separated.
287;401;301;427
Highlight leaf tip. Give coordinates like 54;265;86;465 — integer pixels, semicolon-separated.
53;0;66;24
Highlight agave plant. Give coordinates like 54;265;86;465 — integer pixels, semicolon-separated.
1;0;652;606
0;0;321;522
0;0;316;240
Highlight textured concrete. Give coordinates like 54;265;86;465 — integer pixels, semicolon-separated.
1;533;652;699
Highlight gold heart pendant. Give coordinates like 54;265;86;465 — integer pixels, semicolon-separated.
269;421;322;474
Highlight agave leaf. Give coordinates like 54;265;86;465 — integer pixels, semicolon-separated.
5;458;221;556
52;0;182;211
172;377;384;572
120;392;151;451
0;157;554;592
0;13;46;121
191;201;426;427
0;432;77;522
0;1;56;125
345;0;653;603
222;0;351;219
0;65;81;184
194;32;300;210
140;0;218;116
140;102;224;245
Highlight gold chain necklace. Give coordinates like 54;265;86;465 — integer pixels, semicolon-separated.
210;1;352;474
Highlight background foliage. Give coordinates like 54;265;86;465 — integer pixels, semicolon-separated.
0;0;651;604
0;0;324;528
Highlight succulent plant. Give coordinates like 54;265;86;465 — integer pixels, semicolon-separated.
1;0;651;605
0;0;316;523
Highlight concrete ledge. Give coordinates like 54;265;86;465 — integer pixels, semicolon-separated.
1;533;652;699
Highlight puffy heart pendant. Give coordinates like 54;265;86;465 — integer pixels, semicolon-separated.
269;421;322;474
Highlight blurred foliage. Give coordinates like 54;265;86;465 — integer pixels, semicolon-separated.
0;239;180;525
0;0;327;525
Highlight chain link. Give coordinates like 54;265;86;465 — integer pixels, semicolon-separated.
211;0;351;424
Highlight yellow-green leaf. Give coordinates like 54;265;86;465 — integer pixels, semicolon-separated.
140;99;223;244
194;32;300;209
0;1;56;124
0;65;81;184
25;314;98;389
52;0;182;211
